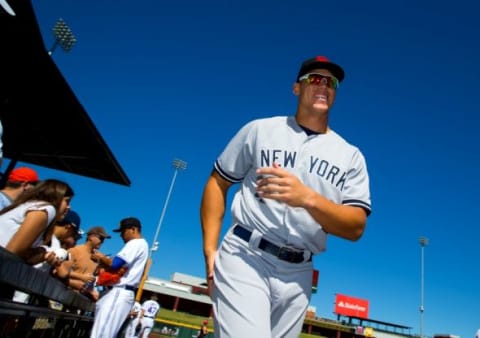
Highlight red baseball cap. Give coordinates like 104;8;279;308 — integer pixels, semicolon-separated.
8;167;40;183
296;56;345;82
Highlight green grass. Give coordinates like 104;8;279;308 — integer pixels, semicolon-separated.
156;308;211;330
157;308;334;337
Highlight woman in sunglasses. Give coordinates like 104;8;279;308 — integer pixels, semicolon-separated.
200;56;372;337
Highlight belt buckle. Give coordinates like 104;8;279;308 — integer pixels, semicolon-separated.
277;246;295;262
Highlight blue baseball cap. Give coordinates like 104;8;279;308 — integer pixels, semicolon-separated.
62;210;81;229
61;210;84;238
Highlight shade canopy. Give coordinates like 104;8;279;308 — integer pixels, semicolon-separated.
0;0;130;186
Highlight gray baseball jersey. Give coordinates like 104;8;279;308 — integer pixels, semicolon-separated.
215;115;371;254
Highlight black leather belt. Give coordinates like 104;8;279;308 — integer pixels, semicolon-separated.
113;285;136;292
233;225;311;263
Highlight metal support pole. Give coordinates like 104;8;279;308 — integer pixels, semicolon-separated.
150;159;187;255
135;159;186;301
419;236;428;338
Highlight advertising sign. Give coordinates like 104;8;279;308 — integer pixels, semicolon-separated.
334;293;369;319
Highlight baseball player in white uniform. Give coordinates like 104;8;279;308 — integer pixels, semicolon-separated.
124;300;142;338
89;217;149;338
200;56;371;338
135;294;160;337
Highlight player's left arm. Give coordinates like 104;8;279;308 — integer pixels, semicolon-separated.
256;164;367;241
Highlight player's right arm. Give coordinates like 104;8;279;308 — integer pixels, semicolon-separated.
200;169;232;293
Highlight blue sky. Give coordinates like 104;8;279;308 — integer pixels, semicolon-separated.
10;0;480;336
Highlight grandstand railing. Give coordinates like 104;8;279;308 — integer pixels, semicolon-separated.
0;247;95;337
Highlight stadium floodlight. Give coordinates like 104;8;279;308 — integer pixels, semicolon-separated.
150;158;187;255
419;236;429;338
135;158;187;301
48;18;77;55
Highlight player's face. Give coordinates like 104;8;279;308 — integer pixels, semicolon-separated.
294;68;337;113
120;227;134;243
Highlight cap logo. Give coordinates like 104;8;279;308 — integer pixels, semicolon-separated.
315;56;329;62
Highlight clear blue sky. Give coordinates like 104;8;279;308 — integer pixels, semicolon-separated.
14;0;480;336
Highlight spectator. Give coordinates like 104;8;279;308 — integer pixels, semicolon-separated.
61;228;83;250
197;319;209;338
58;225;111;301
0;178;74;265
45;210;82;256
62;214;85;250
89;217;149;338
0;166;39;210
12;210;81;304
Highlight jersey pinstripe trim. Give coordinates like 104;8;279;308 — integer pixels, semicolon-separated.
214;160;243;183
343;199;371;215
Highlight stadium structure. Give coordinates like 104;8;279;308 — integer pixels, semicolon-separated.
141;272;417;338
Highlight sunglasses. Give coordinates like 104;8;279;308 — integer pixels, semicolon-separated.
93;234;106;242
298;73;339;90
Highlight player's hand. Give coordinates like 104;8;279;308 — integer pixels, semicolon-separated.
256;163;314;208
90;252;101;262
205;252;216;298
91;251;108;265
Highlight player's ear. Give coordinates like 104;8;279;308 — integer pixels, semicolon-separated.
292;82;300;96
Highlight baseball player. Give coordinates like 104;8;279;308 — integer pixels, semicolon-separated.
89;217;149;338
200;55;371;337
123;300;142;338
134;294;160;337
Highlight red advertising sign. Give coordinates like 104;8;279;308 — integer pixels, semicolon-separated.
334;294;369;319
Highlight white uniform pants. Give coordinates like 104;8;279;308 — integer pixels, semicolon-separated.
90;287;134;338
124;316;141;338
212;227;313;338
139;317;155;337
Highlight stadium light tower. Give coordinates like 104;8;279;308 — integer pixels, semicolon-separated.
150;158;187;254
48;18;77;55
136;158;187;301
419;236;429;338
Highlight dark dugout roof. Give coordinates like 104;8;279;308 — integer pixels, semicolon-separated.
0;0;130;186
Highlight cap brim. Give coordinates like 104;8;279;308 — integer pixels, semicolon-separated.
298;62;345;82
112;229;122;232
